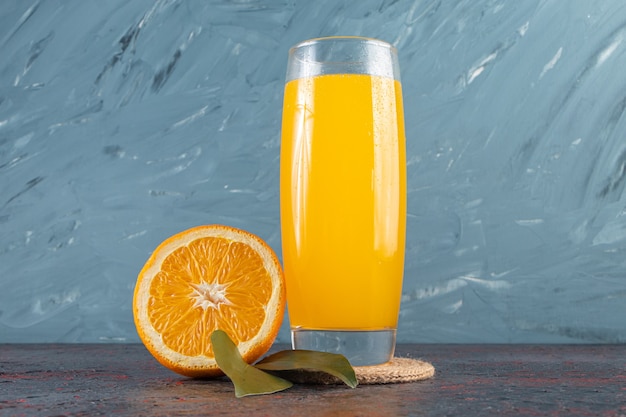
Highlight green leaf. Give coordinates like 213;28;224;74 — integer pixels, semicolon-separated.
211;330;293;398
255;349;358;388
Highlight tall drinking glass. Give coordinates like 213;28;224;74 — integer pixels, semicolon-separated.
280;37;406;366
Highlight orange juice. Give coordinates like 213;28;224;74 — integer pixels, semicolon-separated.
280;73;406;330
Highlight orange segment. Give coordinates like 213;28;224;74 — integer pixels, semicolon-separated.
133;225;285;377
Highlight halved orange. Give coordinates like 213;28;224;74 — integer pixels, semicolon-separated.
133;224;285;378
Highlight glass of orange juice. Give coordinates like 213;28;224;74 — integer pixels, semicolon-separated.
280;37;406;366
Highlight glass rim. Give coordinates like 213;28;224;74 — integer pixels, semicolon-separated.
289;36;396;54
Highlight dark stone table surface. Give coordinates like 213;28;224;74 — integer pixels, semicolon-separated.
1;343;624;416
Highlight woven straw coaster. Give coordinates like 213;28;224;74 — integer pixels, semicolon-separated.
281;357;435;385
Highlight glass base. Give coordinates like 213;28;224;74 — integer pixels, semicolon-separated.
291;329;396;366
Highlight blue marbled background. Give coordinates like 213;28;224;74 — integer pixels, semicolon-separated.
1;0;625;343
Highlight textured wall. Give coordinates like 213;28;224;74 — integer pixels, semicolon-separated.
1;0;625;344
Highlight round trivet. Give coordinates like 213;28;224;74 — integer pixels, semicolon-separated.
280;357;435;385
